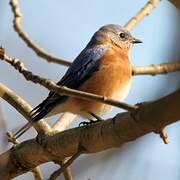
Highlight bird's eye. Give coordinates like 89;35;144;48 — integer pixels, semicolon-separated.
119;32;126;39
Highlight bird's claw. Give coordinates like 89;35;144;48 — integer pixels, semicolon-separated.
79;119;102;127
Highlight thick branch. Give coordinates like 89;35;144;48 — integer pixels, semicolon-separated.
6;132;43;180
124;0;160;30
170;0;180;9
9;0;71;66
0;89;179;179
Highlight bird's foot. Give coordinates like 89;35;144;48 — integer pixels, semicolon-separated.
79;113;103;127
79;119;97;126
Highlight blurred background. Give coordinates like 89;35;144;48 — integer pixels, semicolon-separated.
0;0;180;179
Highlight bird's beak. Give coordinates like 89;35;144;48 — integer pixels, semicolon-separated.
132;38;143;44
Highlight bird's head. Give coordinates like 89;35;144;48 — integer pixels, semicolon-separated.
91;24;142;52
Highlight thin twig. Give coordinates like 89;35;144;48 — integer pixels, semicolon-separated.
31;168;43;180
62;166;73;180
53;160;73;180
0;104;7;151
9;0;71;66
6;131;19;145
9;0;161;67
49;150;82;180
132;61;180;75
52;112;77;132
63;167;73;180
124;0;161;30
6;131;43;180
0;48;137;112
0;104;6;132
52;112;76;180
158;129;170;144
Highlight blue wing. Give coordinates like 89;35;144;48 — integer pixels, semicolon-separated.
30;44;108;121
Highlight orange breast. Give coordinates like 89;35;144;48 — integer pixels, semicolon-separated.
65;45;132;117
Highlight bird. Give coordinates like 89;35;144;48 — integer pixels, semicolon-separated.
14;24;142;138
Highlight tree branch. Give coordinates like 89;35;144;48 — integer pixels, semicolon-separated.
0;83;51;134
6;132;43;180
0;84;75;179
52;112;77;180
0;104;7;152
132;61;180;75
170;0;180;9
124;0;161;31
1;48;180;113
0;104;6;132
9;0;161;67
0;48;137;112
3;1;178;179
9;0;71;66
49;151;82;180
52;112;77;132
61;163;73;180
0;88;179;179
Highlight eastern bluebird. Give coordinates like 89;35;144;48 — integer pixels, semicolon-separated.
15;24;142;137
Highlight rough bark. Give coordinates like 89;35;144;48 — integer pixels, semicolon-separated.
0;89;179;179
